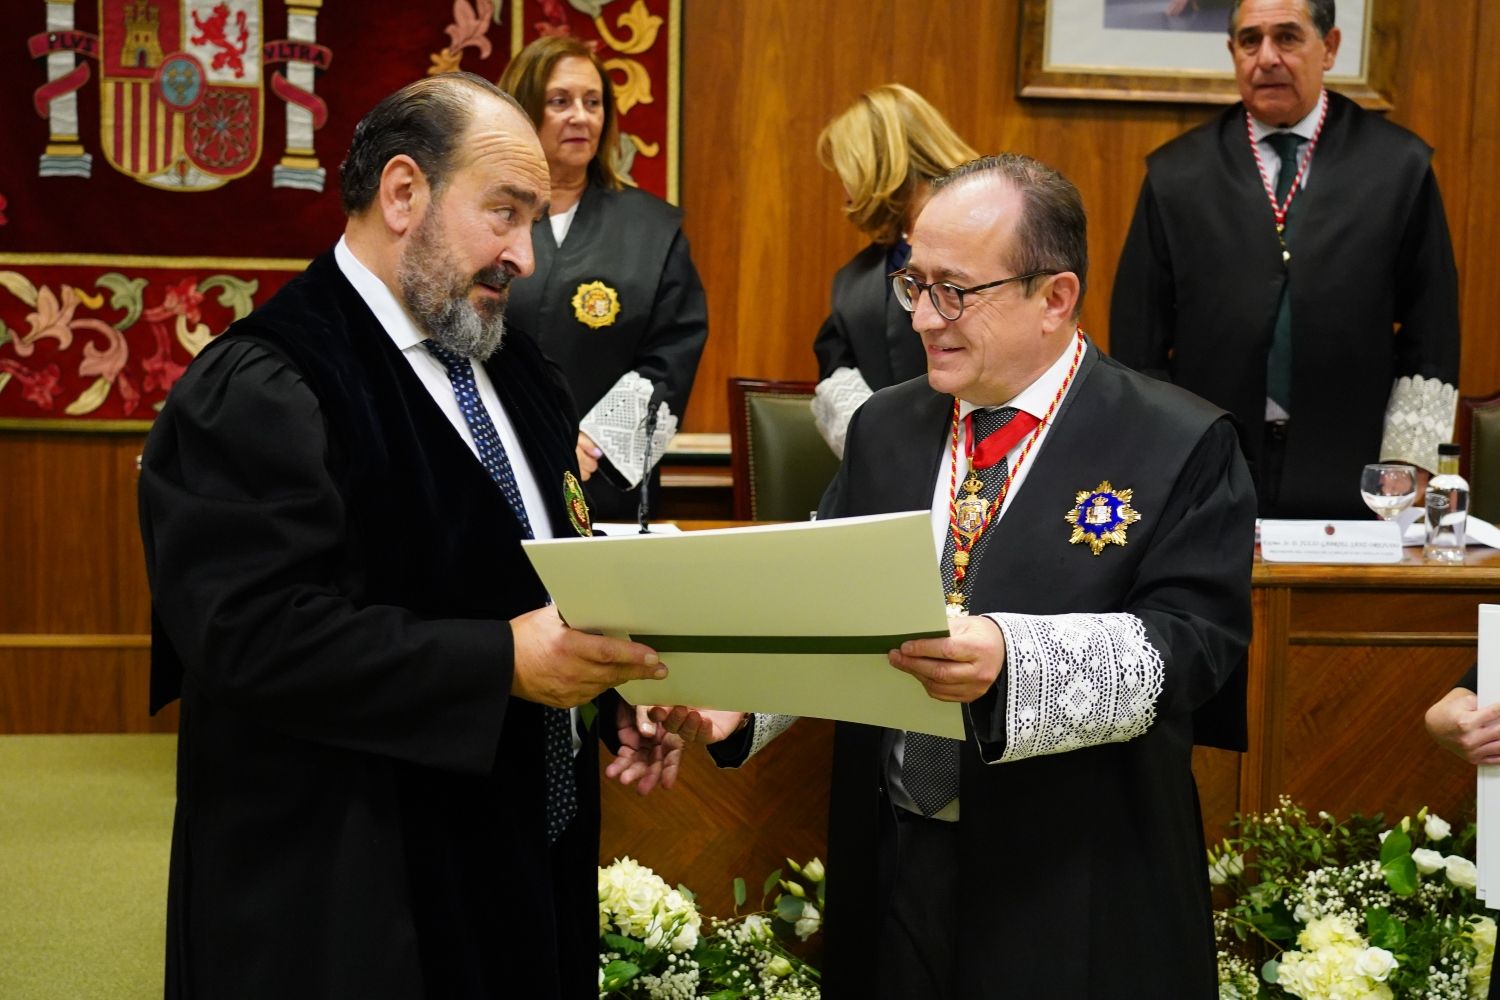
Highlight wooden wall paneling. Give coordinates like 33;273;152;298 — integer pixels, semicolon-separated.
1461;0;1500;394
1277;642;1476;825
598;719;833;916
0;645;170;734
1242;584;1290;818
677;0;1500;432
0;433;150;635
1191;746;1242;846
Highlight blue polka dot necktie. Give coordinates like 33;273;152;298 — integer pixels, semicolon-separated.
902;406;1018;817
425;340;578;843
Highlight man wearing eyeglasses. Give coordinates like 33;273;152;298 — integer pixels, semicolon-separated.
690;153;1255;997
1110;0;1460;519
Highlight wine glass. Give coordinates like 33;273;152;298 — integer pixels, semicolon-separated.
1359;463;1418;520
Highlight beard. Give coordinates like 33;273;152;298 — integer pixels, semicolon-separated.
397;208;510;361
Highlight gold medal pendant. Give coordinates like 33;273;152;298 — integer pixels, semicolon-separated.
955;493;987;538
945;592;967;618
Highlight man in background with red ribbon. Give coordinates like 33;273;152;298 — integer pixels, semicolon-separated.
690;153;1257;997
1110;0;1460;519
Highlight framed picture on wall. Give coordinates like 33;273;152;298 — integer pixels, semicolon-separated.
1017;0;1397;108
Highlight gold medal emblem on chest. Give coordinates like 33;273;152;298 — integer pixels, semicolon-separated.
571;280;621;329
1064;480;1141;556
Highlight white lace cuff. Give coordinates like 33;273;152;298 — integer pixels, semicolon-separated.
745;713;797;761
1381;374;1457;473
810;368;873;458
579;372;679;488
988;612;1163;763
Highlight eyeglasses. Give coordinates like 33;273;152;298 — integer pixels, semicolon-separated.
890;269;1059;321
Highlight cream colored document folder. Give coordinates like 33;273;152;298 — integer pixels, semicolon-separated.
521;512;963;738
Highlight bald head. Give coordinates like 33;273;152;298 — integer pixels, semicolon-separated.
930;154;1089;317
339;73;531;217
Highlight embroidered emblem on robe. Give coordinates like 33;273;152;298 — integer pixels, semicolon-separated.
563;471;592;536
1065;481;1140;555
571;280;620;329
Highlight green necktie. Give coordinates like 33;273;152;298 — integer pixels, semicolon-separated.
1265;131;1306;413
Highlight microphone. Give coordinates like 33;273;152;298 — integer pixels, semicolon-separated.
637;381;670;534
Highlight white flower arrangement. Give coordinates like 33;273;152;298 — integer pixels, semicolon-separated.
1213;800;1496;1000
598;856;822;999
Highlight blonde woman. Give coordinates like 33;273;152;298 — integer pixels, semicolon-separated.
811;84;977;456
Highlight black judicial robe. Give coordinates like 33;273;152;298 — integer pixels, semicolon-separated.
139;252;600;999
812;241;926;388
816;343;1255;998
506;183;708;518
1110;91;1459;518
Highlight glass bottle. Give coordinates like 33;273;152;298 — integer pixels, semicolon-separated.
1423;443;1469;564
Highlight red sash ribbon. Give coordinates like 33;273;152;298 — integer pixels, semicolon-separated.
966;409;1041;471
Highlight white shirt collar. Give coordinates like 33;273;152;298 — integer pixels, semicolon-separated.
333;235;427;352
1249;89;1326;143
956;330;1082;424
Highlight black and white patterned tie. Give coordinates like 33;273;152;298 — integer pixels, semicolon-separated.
425;340;578;843
902;406;1018;817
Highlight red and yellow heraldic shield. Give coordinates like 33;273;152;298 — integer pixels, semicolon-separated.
99;0;263;190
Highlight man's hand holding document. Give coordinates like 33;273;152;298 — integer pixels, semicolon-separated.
521;512;963;739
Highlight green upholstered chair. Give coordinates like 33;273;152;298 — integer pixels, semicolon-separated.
1458;391;1500;524
727;378;842;521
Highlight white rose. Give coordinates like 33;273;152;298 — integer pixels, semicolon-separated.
1413;848;1446;875
671;918;700;953
794;901;821;941
803;857;825;883
1379;829;1391;843
1446;856;1479;891
1425;813;1453;841
765;955;793;978
1208;855;1229;885
1355;946;1399;982
1470;916;1496;999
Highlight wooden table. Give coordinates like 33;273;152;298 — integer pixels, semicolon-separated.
601;542;1500;904
1194;548;1499;843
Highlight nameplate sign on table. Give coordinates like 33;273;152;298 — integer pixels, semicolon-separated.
521;511;962;738
1259;519;1405;563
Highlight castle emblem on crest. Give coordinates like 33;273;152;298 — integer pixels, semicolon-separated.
28;0;335;192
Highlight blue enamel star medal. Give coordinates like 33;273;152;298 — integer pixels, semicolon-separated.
563;471;592;536
1065;481;1140;555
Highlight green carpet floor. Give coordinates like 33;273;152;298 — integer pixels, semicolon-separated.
0;734;175;1000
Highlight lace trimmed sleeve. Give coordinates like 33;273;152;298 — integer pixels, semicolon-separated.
1381;374;1457;473
707;713;798;769
810;367;873;458
579;371;679;487
986;612;1164;763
